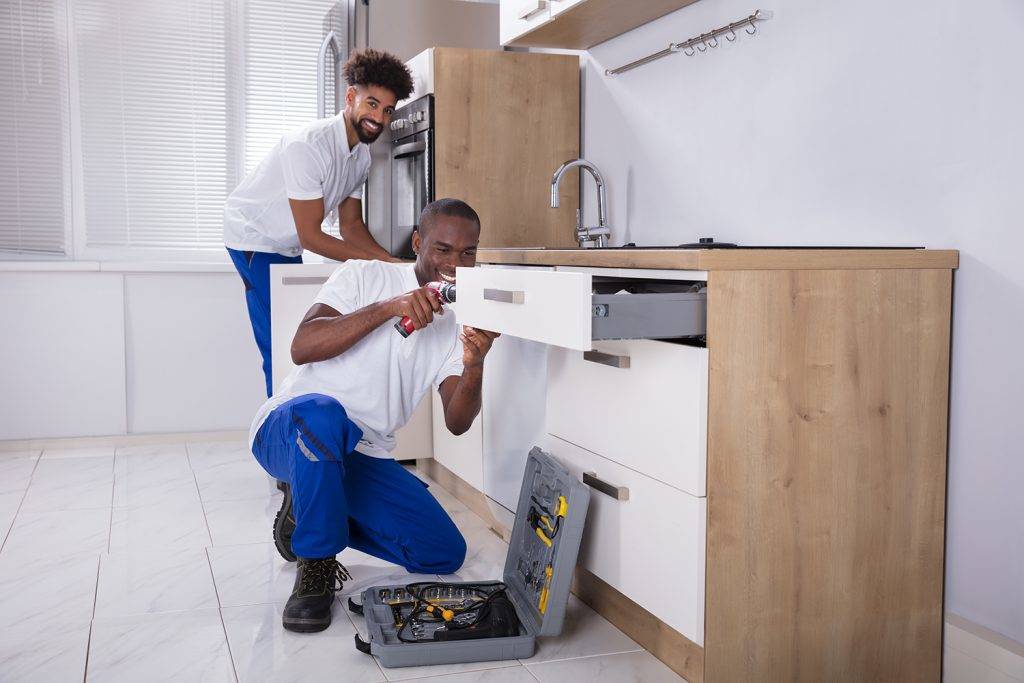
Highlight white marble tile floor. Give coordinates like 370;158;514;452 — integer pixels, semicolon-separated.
0;439;685;682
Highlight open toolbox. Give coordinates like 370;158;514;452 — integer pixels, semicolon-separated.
350;447;590;668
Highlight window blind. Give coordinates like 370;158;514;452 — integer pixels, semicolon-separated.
243;0;340;174
0;0;71;255
74;0;232;253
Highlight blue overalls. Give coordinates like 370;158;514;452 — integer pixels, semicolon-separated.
252;393;467;571
226;248;303;397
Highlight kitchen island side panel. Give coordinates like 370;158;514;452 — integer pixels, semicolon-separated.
704;268;952;681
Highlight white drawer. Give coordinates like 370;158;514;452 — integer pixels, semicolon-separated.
547;339;707;496
455;266;706;351
544;435;705;645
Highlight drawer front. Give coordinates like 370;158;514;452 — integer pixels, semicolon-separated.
547;339;708;496
457;266;593;350
544;435;706;645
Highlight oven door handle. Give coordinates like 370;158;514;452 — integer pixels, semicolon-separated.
392;140;426;159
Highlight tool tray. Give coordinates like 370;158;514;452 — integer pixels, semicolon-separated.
351;447;590;668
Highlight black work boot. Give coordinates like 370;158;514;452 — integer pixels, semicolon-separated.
273;482;297;562
282;558;352;633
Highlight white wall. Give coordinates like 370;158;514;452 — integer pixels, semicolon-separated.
579;0;1024;642
0;269;266;440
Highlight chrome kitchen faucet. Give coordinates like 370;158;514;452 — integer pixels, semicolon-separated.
550;159;611;248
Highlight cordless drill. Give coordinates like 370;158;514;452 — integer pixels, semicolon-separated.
394;281;456;337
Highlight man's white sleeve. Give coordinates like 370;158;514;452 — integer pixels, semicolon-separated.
313;262;362;315
282;141;326;201
347;169;367;200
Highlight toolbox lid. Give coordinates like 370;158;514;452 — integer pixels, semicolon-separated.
502;446;590;637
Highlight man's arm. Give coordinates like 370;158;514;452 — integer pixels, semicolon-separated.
289;198;386;262
438;327;500;435
337;196;400;262
291;288;444;365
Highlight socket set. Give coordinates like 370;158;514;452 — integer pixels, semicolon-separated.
351;447;590;668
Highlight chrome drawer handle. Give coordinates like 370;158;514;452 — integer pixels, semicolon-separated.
583;472;629;501
282;276;329;286
583;350;630;369
517;0;547;20
483;288;526;305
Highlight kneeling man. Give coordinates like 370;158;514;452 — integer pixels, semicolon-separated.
249;198;498;632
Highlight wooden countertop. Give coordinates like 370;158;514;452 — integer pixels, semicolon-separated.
477;248;959;271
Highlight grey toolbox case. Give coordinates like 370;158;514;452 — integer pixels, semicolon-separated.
351;446;590;668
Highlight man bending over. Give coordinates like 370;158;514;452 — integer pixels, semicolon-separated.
248;198;498;632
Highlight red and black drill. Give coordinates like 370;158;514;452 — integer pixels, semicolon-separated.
394;281;456;337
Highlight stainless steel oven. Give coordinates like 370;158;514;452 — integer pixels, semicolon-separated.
388;95;433;259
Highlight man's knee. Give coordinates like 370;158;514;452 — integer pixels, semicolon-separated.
407;516;466;575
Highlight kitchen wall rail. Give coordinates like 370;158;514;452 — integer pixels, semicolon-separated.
604;9;773;76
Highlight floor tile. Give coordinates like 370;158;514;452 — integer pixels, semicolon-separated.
944;646;1020;683
0;618;91;681
0;553;100;631
440;514;509;583
526;650;683;682
108;497;211;554
112;444;195;509
115;443;189;458
0;450;40;495
195;460;276;503
2;508;111;560
0;490;25;543
23;451;115;512
398;667;539;683
204;495;281;547
222;602;386;683
518;595;640;664
39;446;116;460
95;547;219;618
946;621;1024;681
207;542;297;608
87;608;235;682
187;440;252;471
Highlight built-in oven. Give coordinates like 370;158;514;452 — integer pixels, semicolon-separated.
388;95;433;259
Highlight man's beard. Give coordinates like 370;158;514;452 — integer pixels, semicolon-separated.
349;112;383;144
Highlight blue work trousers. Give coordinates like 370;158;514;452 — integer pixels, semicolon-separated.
252;393;467;572
226;247;303;397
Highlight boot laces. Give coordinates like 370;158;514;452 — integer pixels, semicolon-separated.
298;558;352;595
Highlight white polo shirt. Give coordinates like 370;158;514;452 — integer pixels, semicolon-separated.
224;113;371;256
249;260;465;459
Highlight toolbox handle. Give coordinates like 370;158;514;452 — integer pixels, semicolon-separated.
583;350;630;369
483;288;526;305
583;471;629;501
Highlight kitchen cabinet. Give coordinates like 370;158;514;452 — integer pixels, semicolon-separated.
268;262;432;461
430;390;483;491
425;247;959;682
500;0;701;50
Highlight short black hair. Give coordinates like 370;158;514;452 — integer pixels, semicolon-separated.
342;49;413;101
419;198;481;234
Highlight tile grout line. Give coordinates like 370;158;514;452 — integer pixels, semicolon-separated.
193;443;240;683
185;442;217;547
204;546;240;683
106;448;117;554
83;553;102;683
0;449;43;554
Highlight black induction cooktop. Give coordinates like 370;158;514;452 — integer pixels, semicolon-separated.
614;238;923;250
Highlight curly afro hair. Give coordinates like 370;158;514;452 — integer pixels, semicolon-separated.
342;48;414;102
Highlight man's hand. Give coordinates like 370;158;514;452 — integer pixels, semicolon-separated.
388;286;444;332
460;326;500;367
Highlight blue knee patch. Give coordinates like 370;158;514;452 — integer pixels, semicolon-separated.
287;394;362;463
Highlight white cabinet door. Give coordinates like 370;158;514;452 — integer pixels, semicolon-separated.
547;339;708;496
500;0;552;45
269;263;432;459
431;390;483;489
544;434;706;645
